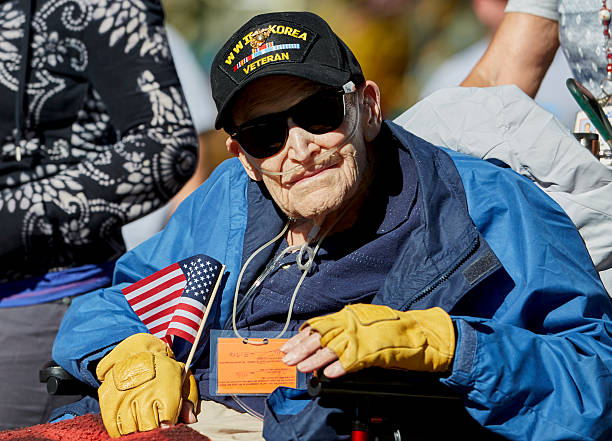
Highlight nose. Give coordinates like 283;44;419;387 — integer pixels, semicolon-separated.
285;118;321;163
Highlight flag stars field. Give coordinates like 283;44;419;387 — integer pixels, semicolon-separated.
122;254;223;346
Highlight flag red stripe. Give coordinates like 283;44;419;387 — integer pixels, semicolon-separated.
149;321;171;336
122;263;181;295
167;314;200;330
127;275;185;306
175;302;205;317
140;302;178;326
167;327;196;344
133;290;182;318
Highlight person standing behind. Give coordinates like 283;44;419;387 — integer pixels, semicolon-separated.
459;0;612;294
421;0;577;129
462;1;606;104
0;0;197;429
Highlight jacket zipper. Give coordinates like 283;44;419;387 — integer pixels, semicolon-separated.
405;235;480;309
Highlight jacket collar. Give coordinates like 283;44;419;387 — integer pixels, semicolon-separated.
374;121;506;312
239;121;506;313
237;122;419;297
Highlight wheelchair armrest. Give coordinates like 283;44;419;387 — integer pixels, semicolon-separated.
39;361;96;396
307;367;460;400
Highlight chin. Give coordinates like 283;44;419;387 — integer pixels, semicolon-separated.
289;190;346;220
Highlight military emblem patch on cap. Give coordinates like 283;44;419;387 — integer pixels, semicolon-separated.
250;27;272;48
219;20;318;84
211;11;365;130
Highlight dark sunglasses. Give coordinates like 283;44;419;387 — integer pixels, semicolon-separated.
230;86;354;159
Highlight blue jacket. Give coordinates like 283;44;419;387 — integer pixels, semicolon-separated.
54;122;612;440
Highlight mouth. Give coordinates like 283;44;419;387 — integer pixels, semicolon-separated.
284;157;341;185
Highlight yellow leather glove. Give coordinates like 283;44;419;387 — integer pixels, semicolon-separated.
96;333;199;438
303;304;455;373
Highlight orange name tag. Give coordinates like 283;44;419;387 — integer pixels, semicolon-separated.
216;337;297;394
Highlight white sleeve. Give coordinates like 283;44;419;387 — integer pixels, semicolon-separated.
505;0;560;21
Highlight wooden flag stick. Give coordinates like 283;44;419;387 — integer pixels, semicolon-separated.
182;264;225;382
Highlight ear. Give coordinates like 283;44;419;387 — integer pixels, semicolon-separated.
226;136;263;181
359;80;382;143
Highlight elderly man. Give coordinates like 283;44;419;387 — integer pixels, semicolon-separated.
53;11;612;441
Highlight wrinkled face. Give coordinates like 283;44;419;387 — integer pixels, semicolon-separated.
228;75;380;223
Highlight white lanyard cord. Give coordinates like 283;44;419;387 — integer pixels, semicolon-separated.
231;221;290;342
231;217;341;343
226;204;354;419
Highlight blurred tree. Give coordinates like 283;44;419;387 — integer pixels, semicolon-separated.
311;0;412;117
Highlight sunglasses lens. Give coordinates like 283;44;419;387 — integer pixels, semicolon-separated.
293;91;345;134
233;89;347;159
235;120;287;159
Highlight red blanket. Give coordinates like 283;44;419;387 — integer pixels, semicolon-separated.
0;414;210;441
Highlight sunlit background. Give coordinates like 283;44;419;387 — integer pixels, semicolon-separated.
161;0;485;170
164;0;482;117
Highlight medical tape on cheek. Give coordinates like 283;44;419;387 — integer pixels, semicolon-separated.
253;92;361;177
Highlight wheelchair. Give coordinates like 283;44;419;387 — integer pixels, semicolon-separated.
39;361;96;397
308;368;507;441
41;363;504;440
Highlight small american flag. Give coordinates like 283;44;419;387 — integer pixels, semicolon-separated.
122;254;223;346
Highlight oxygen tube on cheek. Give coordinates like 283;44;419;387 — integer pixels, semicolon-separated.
246;88;361;178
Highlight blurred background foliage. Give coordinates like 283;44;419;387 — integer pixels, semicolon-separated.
162;0;484;119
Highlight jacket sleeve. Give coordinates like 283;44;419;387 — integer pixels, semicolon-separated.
0;0;198;280
444;150;612;440
52;159;249;388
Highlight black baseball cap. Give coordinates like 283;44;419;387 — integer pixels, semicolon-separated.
211;11;365;131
